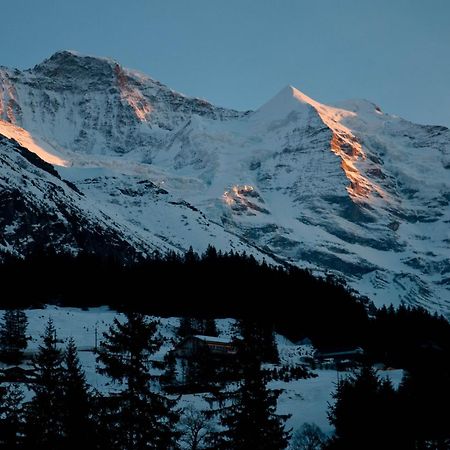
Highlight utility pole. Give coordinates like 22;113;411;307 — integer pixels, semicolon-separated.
94;322;98;351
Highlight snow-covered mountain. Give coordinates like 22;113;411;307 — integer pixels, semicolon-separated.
1;51;449;314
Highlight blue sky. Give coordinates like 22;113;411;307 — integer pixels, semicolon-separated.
2;0;449;126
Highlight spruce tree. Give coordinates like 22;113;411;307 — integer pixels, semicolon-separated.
25;318;64;449
218;358;290;450
201;318;218;337
96;312;178;449
326;366;404;450
185;344;216;388
237;318;279;364
217;319;289;450
178;317;195;338
178;317;218;338
0;309;28;363
0;384;25;449
61;337;95;449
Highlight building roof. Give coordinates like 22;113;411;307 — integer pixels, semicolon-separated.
319;347;364;357
193;335;234;344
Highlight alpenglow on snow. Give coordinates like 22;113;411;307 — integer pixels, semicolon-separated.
0;51;449;315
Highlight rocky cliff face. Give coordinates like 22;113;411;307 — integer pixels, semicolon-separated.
1;51;449;314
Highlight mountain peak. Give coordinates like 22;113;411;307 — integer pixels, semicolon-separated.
31;50;119;80
253;84;319;121
279;85;315;103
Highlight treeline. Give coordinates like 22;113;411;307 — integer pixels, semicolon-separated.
1;247;449;365
0;246;368;349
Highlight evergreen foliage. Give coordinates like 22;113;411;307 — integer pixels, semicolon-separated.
216;319;290;450
327;367;410;450
217;358;290;450
61;338;95;449
0;309;28;363
0;384;25;449
96;313;179;449
25;318;64;449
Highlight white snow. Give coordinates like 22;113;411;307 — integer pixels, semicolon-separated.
1;51;449;314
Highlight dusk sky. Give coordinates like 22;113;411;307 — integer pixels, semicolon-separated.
2;0;449;126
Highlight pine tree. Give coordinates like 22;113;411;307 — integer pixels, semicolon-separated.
161;350;178;387
0;384;25;449
217;358;290;450
398;363;450;449
237;318;279;364
201;318;218;337
178;317;218;338
25;318;64;449
217;319;289;450
178;317;196;338
96;312;178;449
326;366;404;450
185;344;216;388
0;309;28;363
61;337;95;449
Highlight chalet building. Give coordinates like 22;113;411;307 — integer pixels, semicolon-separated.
318;347;364;362
174;335;237;358
169;335;238;387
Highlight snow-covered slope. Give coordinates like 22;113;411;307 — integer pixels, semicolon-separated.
0;134;168;259
1;51;449;314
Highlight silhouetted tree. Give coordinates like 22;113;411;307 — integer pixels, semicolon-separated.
217;358;290;450
25;318;64;449
96;313;178;449
0;309;28;363
179;405;214;450
327;366;403;450
398;360;450;449
216;322;289;450
237;318;278;364
61;338;95;449
290;423;326;450
0;384;25;449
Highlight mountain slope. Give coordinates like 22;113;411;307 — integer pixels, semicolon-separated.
0;51;449;314
0;134;157;259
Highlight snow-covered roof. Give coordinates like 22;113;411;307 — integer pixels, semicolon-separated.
193;335;234;344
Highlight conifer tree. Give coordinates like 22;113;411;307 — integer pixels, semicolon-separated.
96;312;178;449
326;366;403;450
217;358;290;450
61;337;95;449
178;317;218;338
0;309;28;363
217;318;289;450
178;317;195;338
201;318;218;337
0;384;25;449
237;318;279;364
25;318;64;449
